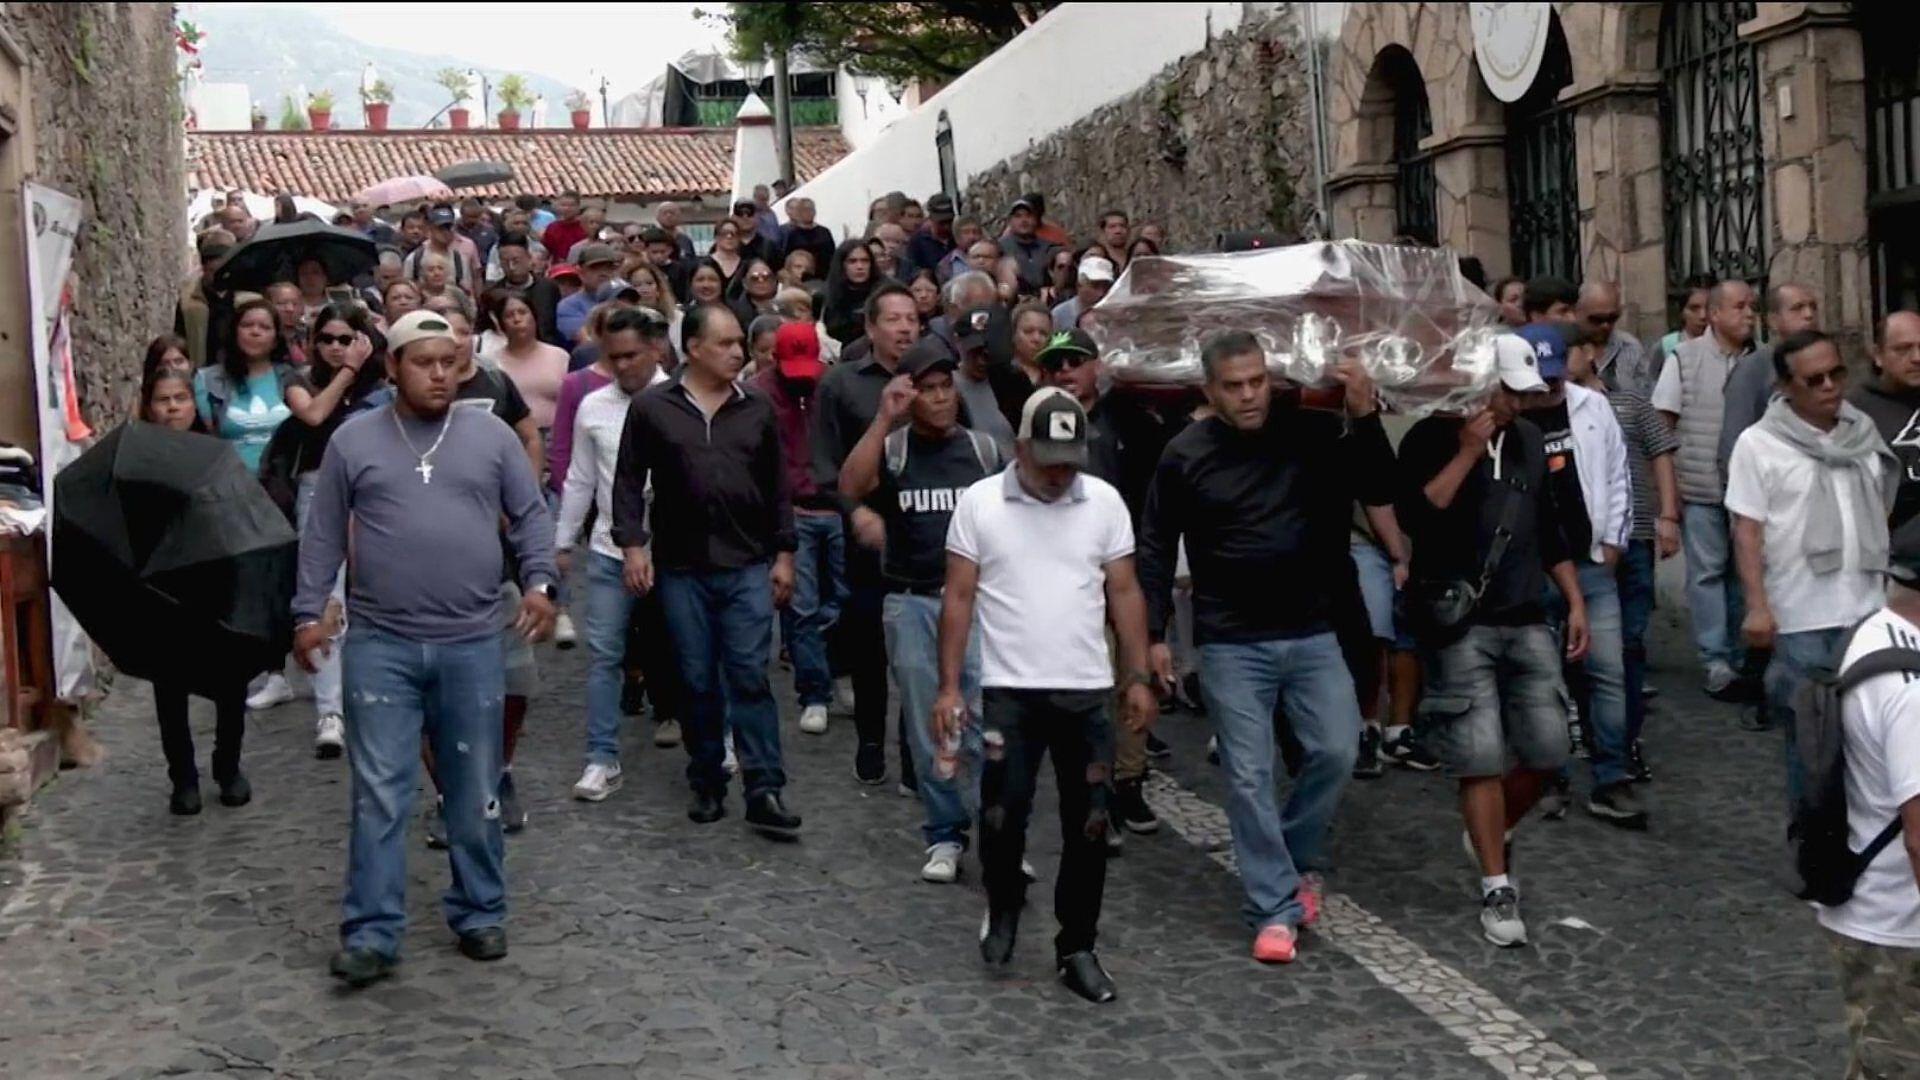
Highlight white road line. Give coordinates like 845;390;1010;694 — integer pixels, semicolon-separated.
1144;773;1607;1080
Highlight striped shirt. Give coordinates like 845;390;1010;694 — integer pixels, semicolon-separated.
1607;387;1680;540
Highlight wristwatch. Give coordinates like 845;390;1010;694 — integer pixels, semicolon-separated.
1126;671;1156;689
527;582;558;601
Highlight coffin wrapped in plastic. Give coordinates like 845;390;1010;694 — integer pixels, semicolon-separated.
1083;240;1504;417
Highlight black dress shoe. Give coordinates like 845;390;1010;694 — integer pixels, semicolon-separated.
169;784;202;816
853;742;886;785
745;791;802;838
1057;950;1116;1003
215;771;251;807
688;790;727;824
1145;732;1172;762
978;906;1019;965
457;926;508;962
329;947;397;988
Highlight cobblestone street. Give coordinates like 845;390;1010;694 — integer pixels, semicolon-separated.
0;615;1848;1079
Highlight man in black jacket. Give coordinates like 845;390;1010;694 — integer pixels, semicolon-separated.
780;197;836;285
494;232;565;349
1849;310;1920;543
612;303;800;838
1138;330;1391;965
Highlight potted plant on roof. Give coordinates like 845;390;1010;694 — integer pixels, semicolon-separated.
566;88;593;131
497;74;533;132
306;89;335;131
362;79;393;131
437;67;473;130
250;102;266;131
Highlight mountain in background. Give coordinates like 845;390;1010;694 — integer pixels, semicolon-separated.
193;5;582;129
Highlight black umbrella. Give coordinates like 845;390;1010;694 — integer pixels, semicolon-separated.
52;423;299;698
434;160;515;189
212;219;377;293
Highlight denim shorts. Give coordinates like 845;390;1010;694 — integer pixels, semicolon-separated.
1419;623;1569;779
1351;540;1416;651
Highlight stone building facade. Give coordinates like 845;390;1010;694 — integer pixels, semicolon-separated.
0;2;187;440
1326;1;1887;354
964;6;1316;254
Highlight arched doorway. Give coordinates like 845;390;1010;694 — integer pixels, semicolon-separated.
1658;2;1766;308
1374;46;1436;245
1505;14;1578;282
1863;9;1920;318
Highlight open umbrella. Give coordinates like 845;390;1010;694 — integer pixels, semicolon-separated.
52;423;298;699
212;219;377;293
434;160;515;189
354;174;454;206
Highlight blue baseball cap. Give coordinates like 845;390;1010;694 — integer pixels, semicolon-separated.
1516;322;1578;380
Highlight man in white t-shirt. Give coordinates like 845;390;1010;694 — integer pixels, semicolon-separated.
1824;552;1920;1078
936;388;1158;1005
1727;330;1895;811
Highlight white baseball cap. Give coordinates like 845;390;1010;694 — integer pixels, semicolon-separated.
1078;256;1116;284
386;310;458;355
1493;332;1548;393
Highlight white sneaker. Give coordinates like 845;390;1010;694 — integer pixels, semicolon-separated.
246;673;296;711
921;841;963;883
832;677;856;715
723;739;739;775
572;761;623;802
314;713;345;759
554;611;578;650
1022;858;1038;882
1703;660;1736;696
1480;886;1527;948
799;704;829;735
653;718;682;748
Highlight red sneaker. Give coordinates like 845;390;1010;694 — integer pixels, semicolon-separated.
1252;924;1297;964
1298;873;1324;928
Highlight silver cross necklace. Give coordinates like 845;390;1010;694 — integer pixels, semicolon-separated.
391;406;454;484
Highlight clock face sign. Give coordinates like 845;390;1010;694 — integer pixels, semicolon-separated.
1471;2;1554;103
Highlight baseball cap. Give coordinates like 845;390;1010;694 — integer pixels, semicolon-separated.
952;303;1000;354
1492;332;1549;393
774;321;824;382
1077;256;1115;284
548;263;581;282
1516;322;1577;380
1018;387;1089;467
1008;196;1037;216
386;310;458;354
427;206;456;227
899;335;960;382
576;242;619;268
732;199;756;217
612;283;642;302
926;193;956;220
1034;328;1099;370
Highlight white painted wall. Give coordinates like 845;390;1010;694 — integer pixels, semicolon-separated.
778;1;1247;237
835;72;910;150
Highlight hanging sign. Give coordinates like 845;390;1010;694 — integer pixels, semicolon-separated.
1471;2;1554;103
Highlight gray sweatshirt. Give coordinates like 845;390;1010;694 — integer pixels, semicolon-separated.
294;402;558;643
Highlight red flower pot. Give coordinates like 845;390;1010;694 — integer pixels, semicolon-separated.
571;109;590;131
307;108;332;131
365;102;389;131
497;111;521;131
449;107;470;130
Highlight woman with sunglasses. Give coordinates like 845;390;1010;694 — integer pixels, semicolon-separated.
1041;246;1079;307
709;220;745;290
729;258;780;331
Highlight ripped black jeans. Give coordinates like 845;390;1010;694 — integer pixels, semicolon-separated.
978;687;1114;958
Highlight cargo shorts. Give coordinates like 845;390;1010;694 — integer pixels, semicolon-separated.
1418;623;1569;779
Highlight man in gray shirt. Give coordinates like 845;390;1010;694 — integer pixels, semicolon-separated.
1716;282;1821;482
294;310;557;988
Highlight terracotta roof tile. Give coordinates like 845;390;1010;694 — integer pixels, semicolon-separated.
185;128;849;204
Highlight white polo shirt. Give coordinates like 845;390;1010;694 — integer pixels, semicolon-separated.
1821;609;1920;947
945;466;1134;690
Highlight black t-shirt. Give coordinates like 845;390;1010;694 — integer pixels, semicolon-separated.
1850;383;1920;542
456;366;531;429
875;427;997;590
1529;399;1593;562
1398;415;1569;634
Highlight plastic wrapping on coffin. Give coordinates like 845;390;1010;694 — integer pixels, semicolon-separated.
1082;240;1504;418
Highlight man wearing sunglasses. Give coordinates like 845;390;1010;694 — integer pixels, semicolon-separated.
1574;281;1653;399
1726;330;1896;813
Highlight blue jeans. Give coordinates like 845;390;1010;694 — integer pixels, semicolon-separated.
1197;632;1361;930
1616;540;1656;746
1682;503;1745;670
883;592;983;847
1766;627;1847;813
657;563;785;799
340;627;506;958
782;513;845;708
582;552;636;766
1547;560;1629;789
294;473;345;716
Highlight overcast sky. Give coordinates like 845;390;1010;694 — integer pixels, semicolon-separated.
293;2;729;98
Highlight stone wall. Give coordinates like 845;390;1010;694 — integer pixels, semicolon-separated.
962;7;1316;253
1;3;186;429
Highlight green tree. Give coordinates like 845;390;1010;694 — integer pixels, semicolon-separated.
703;2;1058;82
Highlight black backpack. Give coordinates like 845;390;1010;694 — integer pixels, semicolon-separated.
1791;645;1920;906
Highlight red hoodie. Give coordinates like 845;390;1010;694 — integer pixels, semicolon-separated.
753;366;830;510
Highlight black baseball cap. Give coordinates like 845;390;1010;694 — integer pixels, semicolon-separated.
427;206;456;227
1008;196;1038;216
898;336;960;382
732;199;756;216
926;192;956;220
953;303;1000;353
1017;388;1088;467
1034;328;1099;369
